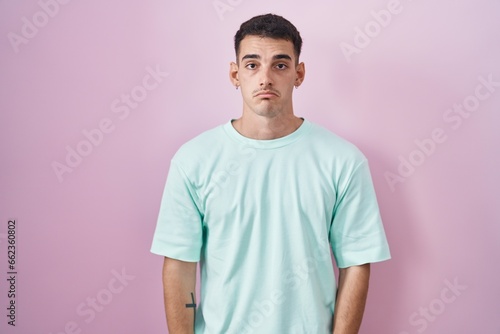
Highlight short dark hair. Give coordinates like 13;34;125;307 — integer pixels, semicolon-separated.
234;14;303;63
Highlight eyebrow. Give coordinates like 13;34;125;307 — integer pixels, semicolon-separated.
241;54;293;61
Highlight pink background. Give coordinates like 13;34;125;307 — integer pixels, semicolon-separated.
1;1;499;333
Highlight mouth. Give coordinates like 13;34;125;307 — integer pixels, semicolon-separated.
255;90;279;98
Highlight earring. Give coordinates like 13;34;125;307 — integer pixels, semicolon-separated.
236;85;239;90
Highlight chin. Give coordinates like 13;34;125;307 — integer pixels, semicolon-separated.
252;104;282;117
253;109;281;118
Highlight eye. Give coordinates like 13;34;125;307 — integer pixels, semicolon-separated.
245;63;257;70
275;63;288;70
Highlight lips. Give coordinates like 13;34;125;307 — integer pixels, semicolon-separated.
255;90;278;98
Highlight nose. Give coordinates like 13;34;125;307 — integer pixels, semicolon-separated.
259;66;273;87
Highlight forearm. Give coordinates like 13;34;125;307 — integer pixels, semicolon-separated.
163;257;197;334
332;264;370;334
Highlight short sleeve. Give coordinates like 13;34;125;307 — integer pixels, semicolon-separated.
330;159;391;268
150;160;203;262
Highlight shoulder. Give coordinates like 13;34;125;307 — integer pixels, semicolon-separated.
171;123;226;164
305;120;367;165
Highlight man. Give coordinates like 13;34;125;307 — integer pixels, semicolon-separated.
151;13;390;334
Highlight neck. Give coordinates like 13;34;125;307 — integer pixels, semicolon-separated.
232;111;304;140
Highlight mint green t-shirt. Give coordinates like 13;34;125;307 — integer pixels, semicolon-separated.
151;118;391;333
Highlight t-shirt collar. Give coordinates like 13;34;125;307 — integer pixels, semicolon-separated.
223;117;311;149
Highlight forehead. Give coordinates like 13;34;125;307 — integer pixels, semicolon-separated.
238;36;295;61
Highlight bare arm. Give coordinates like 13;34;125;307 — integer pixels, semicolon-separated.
332;263;370;334
163;257;197;334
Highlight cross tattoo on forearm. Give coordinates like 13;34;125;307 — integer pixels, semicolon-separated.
185;292;196;308
185;292;196;330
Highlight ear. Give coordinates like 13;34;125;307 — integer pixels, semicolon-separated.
294;62;306;88
229;61;239;88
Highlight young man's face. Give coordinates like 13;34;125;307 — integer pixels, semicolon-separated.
230;36;305;119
